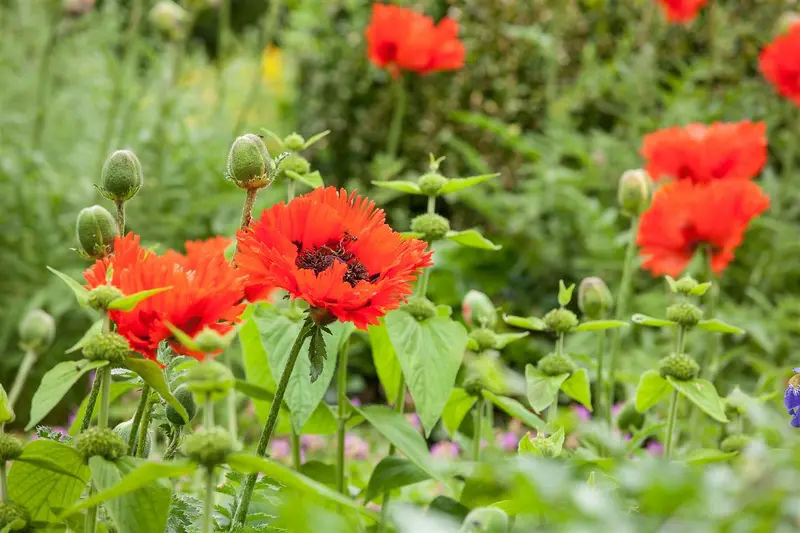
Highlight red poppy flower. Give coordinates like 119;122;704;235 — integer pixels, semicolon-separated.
235;187;434;330
84;233;245;361
641;122;767;184
656;0;708;23
365;3;465;76
636;180;769;277
760;24;800;107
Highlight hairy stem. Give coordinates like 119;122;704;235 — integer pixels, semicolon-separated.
115;200;126;235
0;463;7;503
240;188;258;228
163;427;182;461
98;367;111;429
595;331;607;424
335;342;350;493
204;393;214;429
8;349;38;408
135;391;153;458
127;384;150;453
31;1;60;150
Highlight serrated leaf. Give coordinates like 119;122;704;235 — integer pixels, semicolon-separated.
370;180;423;194
47;266;89;307
308;326;327;383
445;230;501;250
302;130;331;149
107;286;171;311
437;173;499;195
525;365;568;412
441;388;477;437
572;320;628;332
558;280;575;306
560;368;592;411
635;370;672;413
364;457;430;503
123;357;189;424
482;390;546;431
631;314;677;328
66;319;104;354
667;377;729;423
27;360;109;430
503;315;546;331
696;319;745;335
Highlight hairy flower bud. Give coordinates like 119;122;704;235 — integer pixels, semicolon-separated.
278;152;311;176
462;290;497;328
226;134;273;190
75;428;127;462
0;434;24;462
674;276;699;295
616;402;645;432
537;352;575;377
183;427;237;468
418;172;449;196
659;353;700;381
469;328;500;352
617;169;652;217
543;308;579;334
720;434;750;453
99;150;143;202
18;309;55;353
167;385;197;426
192;328;231;354
577;277;612;319
113;420;151;457
149;1;188;41
87;285;124;312
283;133;305;152
666;302;703;328
0;502;31;532
460;507;510;533
402;297;436;322
76;205;119;260
186;361;234;399
83;332;130;364
410;213;450;242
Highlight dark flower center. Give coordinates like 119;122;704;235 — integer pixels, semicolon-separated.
376;42;398;62
295;233;378;287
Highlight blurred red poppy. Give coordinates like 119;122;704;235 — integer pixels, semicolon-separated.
656;0;708;23
760;24;800;107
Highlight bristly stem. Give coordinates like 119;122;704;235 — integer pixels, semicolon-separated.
135;390;153;458
472;396;484;462
80;373;102;434
386;74;408;158
127;384;150;453
416;195;437;297
379;375;406;533
202;467;216;533
240;188;259;228
115;200;126;235
8;349;38;409
664;390;679;459
163;426;182;461
335;341;350;493
98;367;112;430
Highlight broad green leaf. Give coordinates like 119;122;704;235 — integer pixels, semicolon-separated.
240;312;277;419
385;310;468;436
285;169;324;189
683;449;738;465
635;370;672;413
364;456;431;503
503;315;545;331
696;319;745;335
26;360;109;430
495;332;529;348
445;230;501;251
560;368;592;411
47;266;89;307
525;365;568;412
631;314;677;328
441;388;477;437
369;321;402;402
233;379;275;402
16;448;85;481
123;357;188;424
69;381;138;435
558;280;575;307
66;319;104;354
226;453;379;520
689;282;712;296
370;180;423;194
437;173;499;195
299;460;337;488
481;390;546;431
8;440;89;522
572;320;628;332
667;377;729;423
303;130;331;149
107;286;171;311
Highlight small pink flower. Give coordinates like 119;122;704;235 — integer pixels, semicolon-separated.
270;439;291;460
345;434;370;460
367;502;382;512
301;434;327;453
405;413;422;432
497;431;518;452
646;441;664;456
611;403;624;417
572;405;591;422
431;440;460;458
350;397;362;407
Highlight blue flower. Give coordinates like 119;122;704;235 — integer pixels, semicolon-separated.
784;368;800;428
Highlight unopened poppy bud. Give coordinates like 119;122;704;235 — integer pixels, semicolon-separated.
658;353;700;381
75;428;127;463
666;302;702;328
418;172;449;196
674;276;699;295
617;169;652;217
83;332;130;364
410;213;450;242
166;385;197;426
469;328;500;352
462;290;497;328
113;420;152;457
149;1;188;40
19;309;55;352
720;434;750;453
543;308;579;334
0;502;31;532
577;277;612;320
402;297;436;321
0;434;23;462
278;152;311;175
88;285;124;312
284;133;305;152
193;327;230;353
76;205;119;259
537;352;575;377
775;11;800;35
183;427;237;468
99;150;143;202
186;361;235;399
460;507;510;533
226;134;273;190
616;402;645;432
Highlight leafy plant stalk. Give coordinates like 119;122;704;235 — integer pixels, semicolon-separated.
204;393;214;429
127;384;151;452
8;349;37;408
115;200;126;235
163;427;182;460
379;375;407;533
0;462;7;503
701;249;720;377
335;341;350;493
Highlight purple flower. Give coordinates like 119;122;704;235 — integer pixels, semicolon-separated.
405;413;422;432
784;368;800;427
497;431;518;452
611;403;624;417
345;434;370;460
646;440;664;456
350;397;362;407
270;439;291;460
301;434;327;452
572;405;591;422
431;441;460;458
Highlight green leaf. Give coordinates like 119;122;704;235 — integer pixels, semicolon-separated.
107;286;171;311
549;427;566;455
445;230;501;250
436;304;453;318
635;370;672;413
664;276;678;293
308;326;327;383
572;320;628;332
689;282;712;296
61;459;195;518
123;357;189;424
7;440;89;522
525;365;568;412
364;456;431;503
369;321;403;403
299;460;337;488
69;381;138;436
683;449;738;465
16;448;86;481
47;266;89;307
0;385;13;424
233;379;275;402
481;390;546;431
560;368;592;411
558;280;575;307
696;319;745;335
66;319;104;354
384;310;468;436
370;180;423;195
0;520;25;533
667;377;729;423
495;332;529;349
441;388;477;437
437;173;499;195
631;314;677;328
226;453;379;520
503;315;546;331
26;360;109;430
285;169;324;189
302;130;331;149
260;128;284;148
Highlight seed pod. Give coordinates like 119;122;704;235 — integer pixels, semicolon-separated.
402;297;436;322
167;385;197;426
76;205;119;259
543;308;579;334
283;133;306;152
18;309;55;352
75;428;127;463
83;332;130;364
666;302;703;328
99;150;143;202
658;353;700;381
537;352;576;377
418;172;449;196
410;213;450;242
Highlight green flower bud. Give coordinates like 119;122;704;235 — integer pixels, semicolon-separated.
418;172;449;196
0;502;31;532
666;302;703;328
469;328;500;352
83;332;130;364
113;420;151;457
0;434;24;462
183;427;237;468
149;1;188;41
720;434;750;454
616;402;645;432
543;308;579;334
226;134;273;190
401;297;436;322
278;152;311;176
87;285;124;312
75;428;127;463
460;507;509;533
99;150;143;202
192;328;231;354
577;277;612;320
462;290;497;328
76;205;119;260
658;353;700;381
167;385;197;426
410;213;450;242
463;374;485;397
537;352;575;377
283;133;306;152
617;169;652;217
674;276;699;295
18;309;55;352
186;361;234;400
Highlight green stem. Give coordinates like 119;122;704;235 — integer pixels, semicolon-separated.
204;393;214;429
203;467;215;533
291;429;302;470
230;318;314;529
84;496;98;533
701;249;720;377
30;1;60;150
607;216;640;410
287;180;296;203
594;331;607;424
427;195;436;214
240;188;259;228
127;384;150;453
386;75;408;158
335;342;350;493
135;390;153;458
472;396;484;462
8;349;38;408
98;367;111;429
415;196;436;297
379;375;406;533
80;372;102;434
163;427;182;461
664;390;679;459
0;463;7;503
115;200;126;235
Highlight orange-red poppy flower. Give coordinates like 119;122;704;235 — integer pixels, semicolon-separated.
641;122;767;184
235;187;434;330
365;3;465;77
656;0;708;23
84;233;246;361
760;24;800;107
636;180;769;277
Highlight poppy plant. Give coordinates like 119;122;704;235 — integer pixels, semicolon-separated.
641;122;768;184
759;24;800;107
636;180;769;277
235;186;433;330
655;0;708;23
